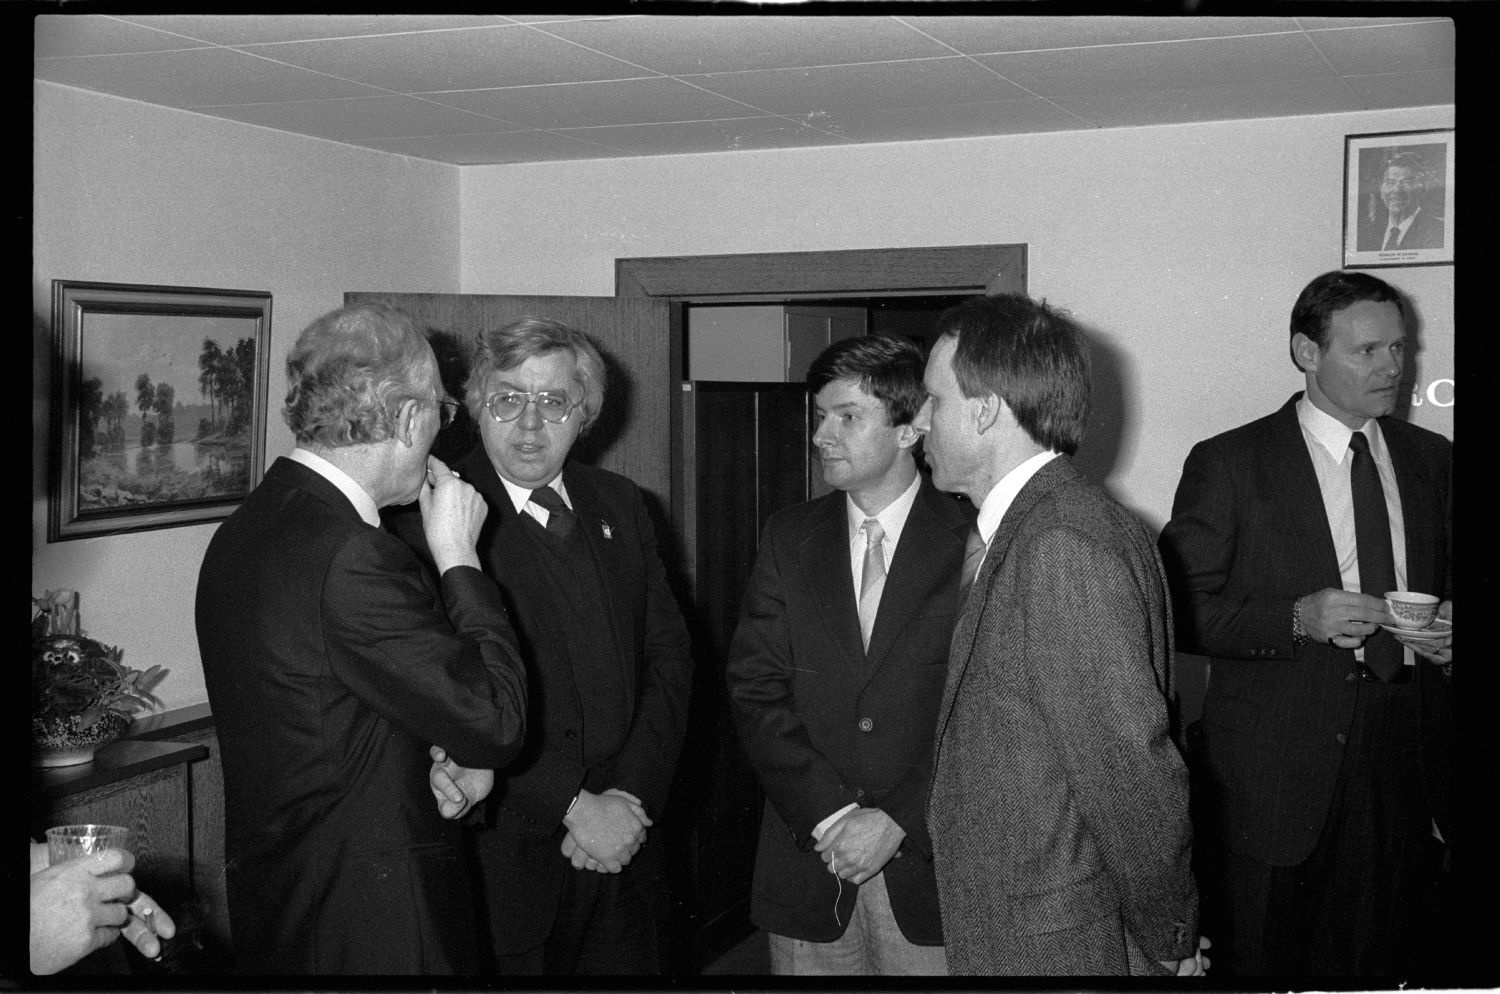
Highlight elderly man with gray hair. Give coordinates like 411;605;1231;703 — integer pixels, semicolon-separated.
196;302;528;975
389;315;693;975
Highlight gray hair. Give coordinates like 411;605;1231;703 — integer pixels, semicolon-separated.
283;303;437;446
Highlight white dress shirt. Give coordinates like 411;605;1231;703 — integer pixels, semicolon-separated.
970;449;1062;581
498;473;573;524
1296;395;1410;665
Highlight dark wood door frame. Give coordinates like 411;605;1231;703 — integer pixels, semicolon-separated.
615;243;1026;588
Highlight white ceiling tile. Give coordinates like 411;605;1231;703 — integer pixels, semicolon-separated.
363;130;634;165
1054;76;1358;129
1307;21;1454;75
239;24;649;92
555;117;857;157
109;15;520;46
34;48;381;106
426;77;760;129
198;94;525;142
35;15;211;57
976;32;1331;99
801;97;1092;144
534;15;954;74
682;58;1032;116
900;15;1303;54
1342;70;1456;111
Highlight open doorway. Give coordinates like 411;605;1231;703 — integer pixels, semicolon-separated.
616;245;1024;972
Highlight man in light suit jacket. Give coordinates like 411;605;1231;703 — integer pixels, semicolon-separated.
196;303;528;974
917;294;1202;976
1159;271;1452;978
390;316;693;975
726;336;974;975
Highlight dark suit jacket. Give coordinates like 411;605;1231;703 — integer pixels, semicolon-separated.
928;457;1197;975
1158;394;1452;866
725;478;974;945
391;449;693;956
1358;207;1446;252
195;457;527;974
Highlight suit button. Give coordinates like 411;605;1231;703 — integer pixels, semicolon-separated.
854;788;865;799
564;729;577;740
1346;672;1357;683
1336;733;1347;744
858;717;874;733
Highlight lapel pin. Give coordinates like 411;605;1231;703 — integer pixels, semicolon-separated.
601;522;613;540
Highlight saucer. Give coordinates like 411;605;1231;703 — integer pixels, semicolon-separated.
1379;619;1451;641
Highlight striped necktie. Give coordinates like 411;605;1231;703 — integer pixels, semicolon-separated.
858;519;886;650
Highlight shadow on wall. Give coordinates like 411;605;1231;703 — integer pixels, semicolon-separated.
1073;326;1130;497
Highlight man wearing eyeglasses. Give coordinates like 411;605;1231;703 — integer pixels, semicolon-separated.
388;315;693;975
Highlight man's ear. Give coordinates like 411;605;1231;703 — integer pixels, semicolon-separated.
973;393;1003;436
397;399;420;447
894;421;921;450
1291;333;1321;374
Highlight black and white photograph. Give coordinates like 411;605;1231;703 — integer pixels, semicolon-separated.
1344;128;1455;269
29;11;1479;988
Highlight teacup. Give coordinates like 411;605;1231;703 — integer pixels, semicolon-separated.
1384;591;1439;629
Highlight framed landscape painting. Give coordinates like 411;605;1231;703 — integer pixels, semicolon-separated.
49;281;272;541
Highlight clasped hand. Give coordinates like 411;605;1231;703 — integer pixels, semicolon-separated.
814;807;905;885
561;788;651;874
29;845;176;975
428;745;494;819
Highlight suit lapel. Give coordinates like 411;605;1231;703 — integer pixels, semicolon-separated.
935;458;1073;749
1266;398;1343;589
800;493;866;671
560;469;637;714
1381;421;1437;593
862;483;968;677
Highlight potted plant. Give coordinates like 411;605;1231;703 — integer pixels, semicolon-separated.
32;590;166;767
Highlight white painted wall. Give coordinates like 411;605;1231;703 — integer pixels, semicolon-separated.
458;107;1455;532
33;81;1454;715
33;82;460;711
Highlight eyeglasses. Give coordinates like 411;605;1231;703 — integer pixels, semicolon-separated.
484;390;577;424
436;399;461;429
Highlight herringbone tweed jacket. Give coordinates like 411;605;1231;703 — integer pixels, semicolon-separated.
928;456;1197;976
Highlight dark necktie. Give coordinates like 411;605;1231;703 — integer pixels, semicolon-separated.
1349;431;1402;681
528;486;575;539
1382;226;1401;251
958;526;986;606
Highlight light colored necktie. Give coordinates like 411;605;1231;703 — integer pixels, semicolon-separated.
1382;226;1401;251
858;518;886;650
958;526;986;606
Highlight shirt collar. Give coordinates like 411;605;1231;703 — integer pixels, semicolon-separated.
975;449;1061;543
288;447;381;528
845;471;922;544
1296;393;1385;464
498;471;571;514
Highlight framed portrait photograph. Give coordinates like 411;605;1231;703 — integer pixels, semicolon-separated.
49;280;272;541
1343;128;1454;269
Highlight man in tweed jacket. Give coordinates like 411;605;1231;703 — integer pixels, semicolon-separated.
914;294;1202;976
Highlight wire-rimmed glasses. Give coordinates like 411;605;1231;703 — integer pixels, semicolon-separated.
484;390;577;424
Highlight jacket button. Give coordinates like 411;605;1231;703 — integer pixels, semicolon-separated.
1336;733;1347;744
858;717;874;733
564;729;577;740
1346;672;1357;683
854;787;866;799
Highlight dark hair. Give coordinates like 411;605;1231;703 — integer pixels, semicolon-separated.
932;294;1090;456
464;316;607;431
805;335;926;426
1383;149;1427;177
283;303;437;446
1289;271;1404;368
